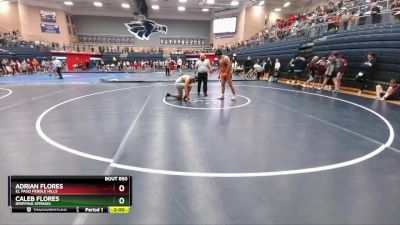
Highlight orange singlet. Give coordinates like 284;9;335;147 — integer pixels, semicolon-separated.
219;56;232;81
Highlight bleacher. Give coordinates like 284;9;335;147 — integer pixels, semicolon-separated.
222;19;400;91
1;45;50;60
230;37;310;69
0;49;14;60
313;23;400;89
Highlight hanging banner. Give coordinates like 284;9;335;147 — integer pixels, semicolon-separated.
41;24;60;34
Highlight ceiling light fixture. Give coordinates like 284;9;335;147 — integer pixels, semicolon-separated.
274;8;281;11
207;0;215;5
121;3;130;8
179;0;187;2
178;6;185;11
258;1;264;5
202;8;209;12
231;1;239;6
152;5;160;10
93;1;103;7
64;1;73;6
283;2;290;7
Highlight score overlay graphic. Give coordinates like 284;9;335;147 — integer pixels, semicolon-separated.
8;176;132;214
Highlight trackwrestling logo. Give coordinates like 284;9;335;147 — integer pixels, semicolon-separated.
125;19;168;40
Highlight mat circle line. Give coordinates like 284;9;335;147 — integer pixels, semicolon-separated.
0;88;13;100
35;84;395;177
163;94;251;110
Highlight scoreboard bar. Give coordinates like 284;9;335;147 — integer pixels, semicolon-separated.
11;206;129;214
9;176;132;214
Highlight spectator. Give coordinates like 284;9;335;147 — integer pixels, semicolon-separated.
1;59;6;75
21;59;28;74
292;55;307;86
376;79;400;100
355;52;377;95
287;57;296;84
392;0;400;14
170;59;175;76
331;13;341;31
244;56;253;74
264;57;273;80
318;51;341;91
253;59;264;80
392;0;400;22
313;57;328;88
370;2;382;24
165;58;171;76
342;11;356;30
10;60;16;75
31;58;39;73
335;54;348;92
177;57;183;76
231;56;240;75
269;58;281;82
141;60;145;71
26;59;33;74
303;56;319;88
16;60;21;74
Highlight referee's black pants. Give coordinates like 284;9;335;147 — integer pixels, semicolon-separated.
197;72;208;95
56;67;63;79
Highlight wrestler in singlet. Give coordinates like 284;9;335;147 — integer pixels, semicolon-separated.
219;55;232;82
215;49;237;100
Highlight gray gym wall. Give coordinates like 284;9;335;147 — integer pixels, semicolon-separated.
73;15;211;46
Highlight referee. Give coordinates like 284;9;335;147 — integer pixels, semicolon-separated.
195;54;210;97
52;57;63;79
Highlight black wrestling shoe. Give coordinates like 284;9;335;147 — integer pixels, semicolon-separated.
204;93;208;97
165;93;170;100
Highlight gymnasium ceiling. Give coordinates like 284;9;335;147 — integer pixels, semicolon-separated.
17;0;320;20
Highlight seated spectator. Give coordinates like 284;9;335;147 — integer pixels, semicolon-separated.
376;79;400;100
342;11;356;30
331;13;341;31
244;56;253;73
253;59;263;80
392;0;400;15
370;2;382;24
392;0;400;22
